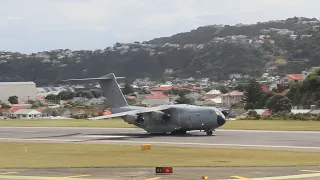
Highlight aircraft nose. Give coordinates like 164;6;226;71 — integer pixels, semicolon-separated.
217;114;226;126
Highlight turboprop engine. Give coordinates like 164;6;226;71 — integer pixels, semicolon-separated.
124;114;141;124
150;111;170;121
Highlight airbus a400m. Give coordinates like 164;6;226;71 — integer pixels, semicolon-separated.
63;73;228;136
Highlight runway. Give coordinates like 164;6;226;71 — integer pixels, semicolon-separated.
0;127;320;151
0;127;320;179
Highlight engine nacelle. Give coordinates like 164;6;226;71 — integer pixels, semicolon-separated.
124;114;138;124
151;111;170;121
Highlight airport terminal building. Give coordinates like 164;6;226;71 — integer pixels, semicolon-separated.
0;82;37;103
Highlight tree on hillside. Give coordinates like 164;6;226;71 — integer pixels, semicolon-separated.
266;94;292;114
57;91;74;100
90;90;103;98
234;84;246;92
122;83;135;95
175;89;193;104
138;88;150;94
1;103;11;108
286;69;320;107
217;85;229;94
51;110;59;117
45;94;57;101
242;79;263;110
8;96;19;104
257;91;275;108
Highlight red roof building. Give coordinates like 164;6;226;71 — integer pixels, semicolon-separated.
285;74;303;80
261;85;270;93
145;94;169;99
149;87;173;91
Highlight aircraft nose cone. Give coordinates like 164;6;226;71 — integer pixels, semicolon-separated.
217;114;226;126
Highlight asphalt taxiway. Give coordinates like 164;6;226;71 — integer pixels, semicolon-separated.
0;167;320;180
0;127;319;152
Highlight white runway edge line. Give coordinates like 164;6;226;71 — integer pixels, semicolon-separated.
90;140;320;150
218;129;320;134
0;137;319;150
221;172;320;180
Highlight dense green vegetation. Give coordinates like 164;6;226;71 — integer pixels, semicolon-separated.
286;69;320;108
0;17;319;85
242;69;320;120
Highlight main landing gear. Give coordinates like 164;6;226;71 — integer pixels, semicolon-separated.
171;129;187;135
204;129;215;136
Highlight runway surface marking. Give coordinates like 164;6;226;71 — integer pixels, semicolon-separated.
0;172;17;175
0;174;160;180
77;135;130;138
145;177;161;180
0;174;104;180
300;169;320;173
231;176;252;179
60;174;91;178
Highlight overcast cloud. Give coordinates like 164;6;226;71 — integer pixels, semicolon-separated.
0;0;319;53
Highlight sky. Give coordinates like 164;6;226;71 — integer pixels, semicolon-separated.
1;0;319;53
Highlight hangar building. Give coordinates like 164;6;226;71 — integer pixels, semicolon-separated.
0;82;36;103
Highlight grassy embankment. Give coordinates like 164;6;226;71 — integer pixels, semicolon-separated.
1;142;319;168
0;119;319;131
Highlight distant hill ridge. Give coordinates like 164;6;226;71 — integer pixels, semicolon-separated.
0;16;319;85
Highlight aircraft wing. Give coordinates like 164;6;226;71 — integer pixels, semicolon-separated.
87;105;171;120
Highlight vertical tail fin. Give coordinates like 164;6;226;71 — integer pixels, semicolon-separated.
98;73;129;108
62;73;129;108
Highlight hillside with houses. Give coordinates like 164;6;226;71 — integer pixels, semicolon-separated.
0;65;320;120
0;16;320;85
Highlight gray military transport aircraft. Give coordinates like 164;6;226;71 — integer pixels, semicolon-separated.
63;73;228;135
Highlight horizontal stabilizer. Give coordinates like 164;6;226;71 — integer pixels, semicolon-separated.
62;73;124;82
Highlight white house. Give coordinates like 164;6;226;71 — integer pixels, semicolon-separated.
13;109;42;119
141;94;176;107
221;91;244;108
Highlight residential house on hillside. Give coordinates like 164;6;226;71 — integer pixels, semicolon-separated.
149;87;172;95
268;74;303;92
0;108;14;118
185;92;201;100
36;86;75;96
13;109;42;119
205;89;222;98
140;94;176;107
206;96;222;106
302;67;320;80
221;91;244;108
11;104;32;109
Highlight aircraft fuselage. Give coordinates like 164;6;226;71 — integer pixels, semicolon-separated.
112;104;226;134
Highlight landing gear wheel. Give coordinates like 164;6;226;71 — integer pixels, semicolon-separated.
171;129;187;135
206;130;213;136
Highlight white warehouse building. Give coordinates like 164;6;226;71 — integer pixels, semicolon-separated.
0;82;37;103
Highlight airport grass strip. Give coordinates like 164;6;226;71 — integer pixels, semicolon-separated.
0;142;320;168
0;119;319;131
